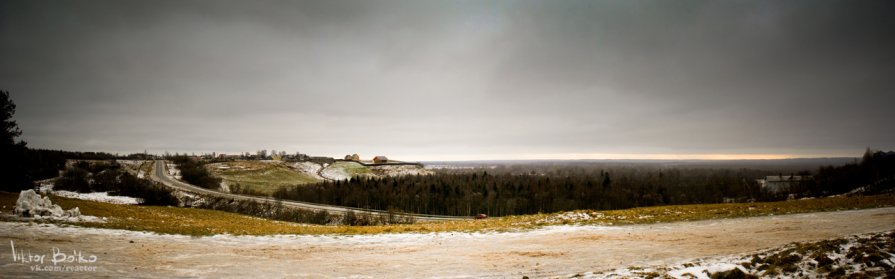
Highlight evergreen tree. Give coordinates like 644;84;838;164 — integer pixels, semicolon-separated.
0;90;32;191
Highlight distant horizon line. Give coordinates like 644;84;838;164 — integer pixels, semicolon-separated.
24;145;874;162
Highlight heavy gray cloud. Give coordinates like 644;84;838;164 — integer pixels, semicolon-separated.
1;0;893;160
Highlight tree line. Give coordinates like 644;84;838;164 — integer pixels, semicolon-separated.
812;149;895;195
273;168;769;216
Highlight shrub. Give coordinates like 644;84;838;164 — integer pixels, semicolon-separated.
114;172;177;206
172;157;221;189
55;167;91;192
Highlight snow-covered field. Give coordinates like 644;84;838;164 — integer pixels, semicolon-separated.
1;207;893;278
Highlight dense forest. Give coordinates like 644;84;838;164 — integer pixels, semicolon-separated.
275;150;895;217
274;167;769;216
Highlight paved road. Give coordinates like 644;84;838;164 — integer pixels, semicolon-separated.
149;160;469;221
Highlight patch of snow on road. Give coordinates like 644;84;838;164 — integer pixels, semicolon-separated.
1;222;181;240
202;224;623;247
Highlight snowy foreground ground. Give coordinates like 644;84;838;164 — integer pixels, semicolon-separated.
1;207;893;278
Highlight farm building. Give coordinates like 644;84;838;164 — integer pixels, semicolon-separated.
373;156;388;164
757;175;811;194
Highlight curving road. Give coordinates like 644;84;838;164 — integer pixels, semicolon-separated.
148;160;469;221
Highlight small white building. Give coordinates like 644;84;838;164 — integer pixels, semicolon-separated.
758;175;810;194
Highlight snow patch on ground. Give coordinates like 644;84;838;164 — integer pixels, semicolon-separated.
320;166;350;181
37;182;54;193
167;163;181;179
1;222;180;240
578;230;895;279
293;161;322;174
370;165;433;177
116;160;147;166
542;211;603;223
37;182;142;205
317;164;433;181
52;190;142;205
667;263;745;279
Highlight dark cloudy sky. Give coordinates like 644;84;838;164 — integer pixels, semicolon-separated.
2;1;894;160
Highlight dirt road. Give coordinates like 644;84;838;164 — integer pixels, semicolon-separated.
2;207;894;278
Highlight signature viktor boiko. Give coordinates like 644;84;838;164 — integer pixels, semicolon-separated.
9;240;98;265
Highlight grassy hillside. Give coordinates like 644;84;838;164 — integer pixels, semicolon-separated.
206;160;432;194
2;191;894;236
206;161;320;195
